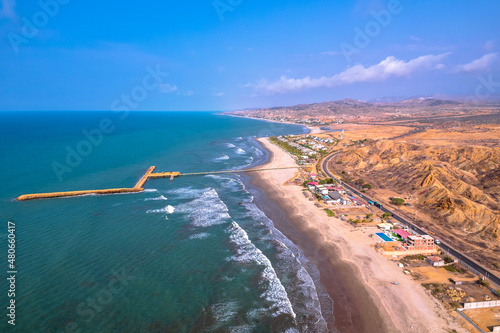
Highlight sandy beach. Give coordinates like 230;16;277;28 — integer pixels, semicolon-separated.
250;138;466;333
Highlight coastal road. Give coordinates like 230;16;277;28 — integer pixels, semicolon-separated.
321;152;500;287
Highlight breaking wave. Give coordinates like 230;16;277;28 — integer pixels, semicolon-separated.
227;221;296;318
175;188;231;227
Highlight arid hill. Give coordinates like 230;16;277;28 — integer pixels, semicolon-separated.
329;140;500;269
227;98;500;124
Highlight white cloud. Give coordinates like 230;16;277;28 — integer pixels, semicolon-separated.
250;53;449;94
320;51;340;56
484;40;494;51
409;35;422;42
455;53;498;73
158;83;178;94
214;92;225;97
0;0;17;20
184;90;194;96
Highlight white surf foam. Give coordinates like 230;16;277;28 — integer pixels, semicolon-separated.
235;147;246;155
144;194;168;201
146;205;175;214
213;153;230;162
227;221;296;318
240;200;329;331
189;232;211;240
205;175;246;192
175;188;231;227
226;143;237;148
253;147;264;157
164;187;206;200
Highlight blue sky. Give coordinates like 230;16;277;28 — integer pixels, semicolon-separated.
1;0;499;111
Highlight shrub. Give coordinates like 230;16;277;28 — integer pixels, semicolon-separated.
324;209;335;217
391;197;405;206
382;212;392;219
362;183;373;189
444;265;456;273
478;280;490;287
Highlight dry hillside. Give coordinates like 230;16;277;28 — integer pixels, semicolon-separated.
329;140;500;270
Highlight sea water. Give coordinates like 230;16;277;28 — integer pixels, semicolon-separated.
0;111;331;332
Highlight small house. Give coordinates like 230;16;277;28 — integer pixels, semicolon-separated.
426;256;445;267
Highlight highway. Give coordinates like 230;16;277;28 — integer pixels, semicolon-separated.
321;152;500;287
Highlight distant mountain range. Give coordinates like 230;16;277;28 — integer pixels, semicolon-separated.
227;97;497;120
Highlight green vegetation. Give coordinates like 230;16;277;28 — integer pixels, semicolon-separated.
324;209;335;217
355;178;364;186
391;197;405;206
449;302;461;310
348;217;371;224
318;178;335;185
444;256;454;264
381;212;392;219
336;160;342;164
478;279;490;287
270;137;303;157
366;213;373;219
362;183;373;189
444;265;456;273
302;180;309;187
405;254;426;261
422;283;444;297
391;233;403;241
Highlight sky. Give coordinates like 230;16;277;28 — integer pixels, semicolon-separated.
0;0;499;111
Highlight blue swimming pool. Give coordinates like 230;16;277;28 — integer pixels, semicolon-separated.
376;233;392;242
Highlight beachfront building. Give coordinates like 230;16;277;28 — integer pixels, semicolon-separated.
328;191;341;203
404;235;436;252
315;186;329;195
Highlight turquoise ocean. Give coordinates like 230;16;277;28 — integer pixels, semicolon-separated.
0;111;332;332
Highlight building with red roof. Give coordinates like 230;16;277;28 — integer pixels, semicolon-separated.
394;229;411;240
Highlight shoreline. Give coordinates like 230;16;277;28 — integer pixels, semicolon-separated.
249;137;463;333
221;113;321;134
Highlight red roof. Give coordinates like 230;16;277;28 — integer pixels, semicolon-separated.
394;229;410;239
308;182;319;185
326;186;335;190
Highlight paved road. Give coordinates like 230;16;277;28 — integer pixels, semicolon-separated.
321;153;500;286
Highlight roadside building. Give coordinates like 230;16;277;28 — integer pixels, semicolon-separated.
394;229;411;240
405;235;436;252
426;256;445;267
377;223;393;231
